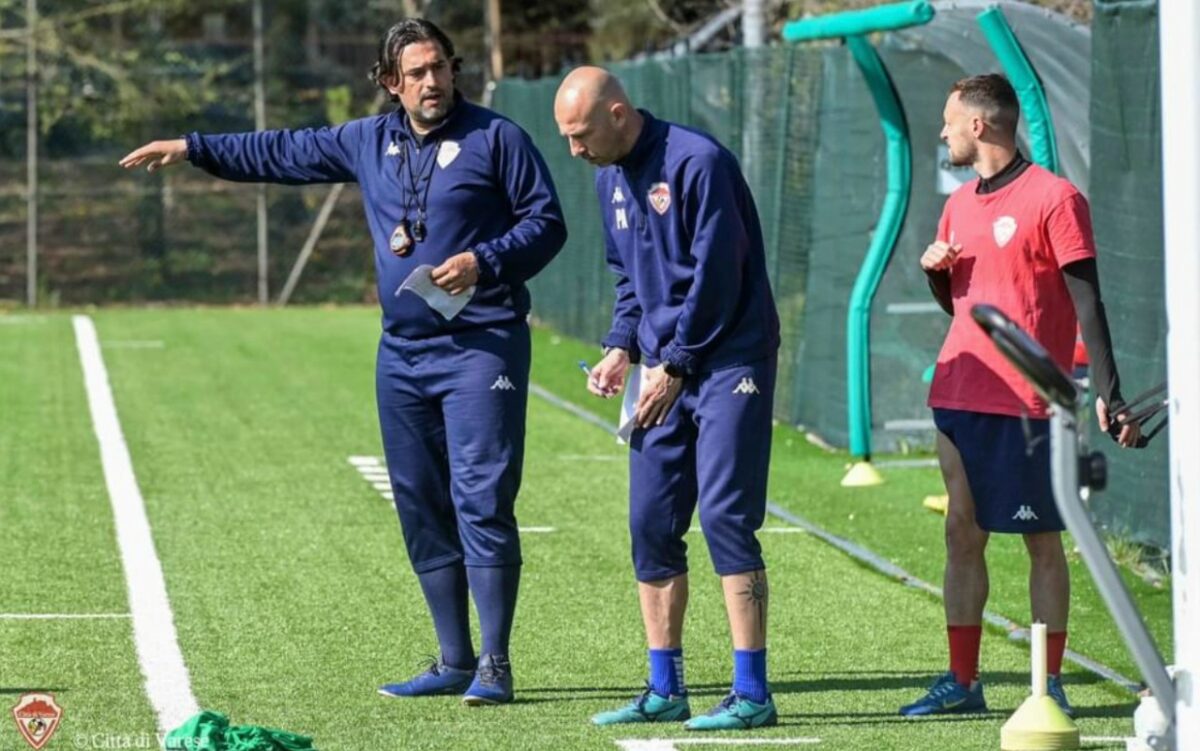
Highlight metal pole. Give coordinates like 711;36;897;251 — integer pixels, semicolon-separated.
253;0;268;305
485;0;503;83
1048;407;1175;744
1161;1;1200;748
742;0;764;48
25;0;38;308
277;183;344;306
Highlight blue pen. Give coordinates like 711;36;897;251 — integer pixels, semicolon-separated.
577;360;591;376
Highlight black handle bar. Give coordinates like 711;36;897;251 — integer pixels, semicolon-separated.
970;303;1079;410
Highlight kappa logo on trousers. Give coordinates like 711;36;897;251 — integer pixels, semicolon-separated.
490;375;516;391
732;377;759;395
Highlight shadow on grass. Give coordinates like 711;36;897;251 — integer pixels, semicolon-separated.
515;670;1136;717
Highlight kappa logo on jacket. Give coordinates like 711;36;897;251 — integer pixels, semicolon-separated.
615;208;629;230
611;186;625;204
490;375;517;391
648;183;671;215
386;141;401;157
993;216;1018;248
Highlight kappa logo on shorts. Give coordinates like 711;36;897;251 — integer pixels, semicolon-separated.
490;375;516;391
993;216;1018;248
732;377;759;395
648;183;671;215
1012;505;1040;522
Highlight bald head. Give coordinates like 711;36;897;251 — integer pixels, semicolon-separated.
554;66;643;166
555;66;630;119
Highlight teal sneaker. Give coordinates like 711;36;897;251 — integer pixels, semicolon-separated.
1047;675;1075;718
591;685;691;726
683;692;777;731
899;672;987;717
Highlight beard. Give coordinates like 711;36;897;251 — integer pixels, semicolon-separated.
947;143;975;167
407;90;452;131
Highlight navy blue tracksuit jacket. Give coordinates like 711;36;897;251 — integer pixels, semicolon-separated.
595;111;779;374
186;95;566;337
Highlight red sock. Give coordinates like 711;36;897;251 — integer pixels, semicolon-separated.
1047;631;1067;676
947;625;983;687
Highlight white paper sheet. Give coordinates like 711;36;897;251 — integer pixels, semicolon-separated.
617;364;644;444
395;265;476;320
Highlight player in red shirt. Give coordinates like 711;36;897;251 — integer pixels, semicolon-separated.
900;74;1140;718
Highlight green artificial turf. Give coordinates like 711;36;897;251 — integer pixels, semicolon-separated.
0;307;1160;751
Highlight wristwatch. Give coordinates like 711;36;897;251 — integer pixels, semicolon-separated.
663;361;685;378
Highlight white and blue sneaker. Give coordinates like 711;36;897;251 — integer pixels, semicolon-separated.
1047;675;1075;717
899;672;987;717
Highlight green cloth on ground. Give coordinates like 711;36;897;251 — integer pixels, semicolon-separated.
164;711;316;751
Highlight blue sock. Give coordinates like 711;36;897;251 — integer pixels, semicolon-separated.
415;564;475;671
733;648;768;703
648;648;685;697
467;565;521;658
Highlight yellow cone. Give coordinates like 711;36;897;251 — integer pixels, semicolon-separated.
923;494;949;515
1001;623;1080;750
841;461;883;487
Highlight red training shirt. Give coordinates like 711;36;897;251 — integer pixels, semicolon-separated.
928;164;1096;419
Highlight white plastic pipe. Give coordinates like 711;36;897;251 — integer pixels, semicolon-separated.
1031;622;1047;698
1160;2;1200;749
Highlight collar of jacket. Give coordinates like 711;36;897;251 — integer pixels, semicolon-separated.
386;90;465;141
615;109;665;173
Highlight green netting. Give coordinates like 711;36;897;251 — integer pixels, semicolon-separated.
1087;0;1167;548
492;47;822;425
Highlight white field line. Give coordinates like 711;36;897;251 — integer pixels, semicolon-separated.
0;613;131;620
347;456;554;533
73;315;199;734
688;527;805;534
617;739;820;750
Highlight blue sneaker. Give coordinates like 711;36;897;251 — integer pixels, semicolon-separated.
462;654;514;706
378;658;474;698
1047;675;1074;717
683;692;777;731
591;685;691;726
899;672;987;716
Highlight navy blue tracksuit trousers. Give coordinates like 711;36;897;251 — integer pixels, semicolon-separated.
376;322;529;573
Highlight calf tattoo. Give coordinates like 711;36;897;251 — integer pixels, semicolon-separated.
740;571;768;641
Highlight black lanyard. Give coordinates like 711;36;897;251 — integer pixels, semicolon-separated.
402;137;440;243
